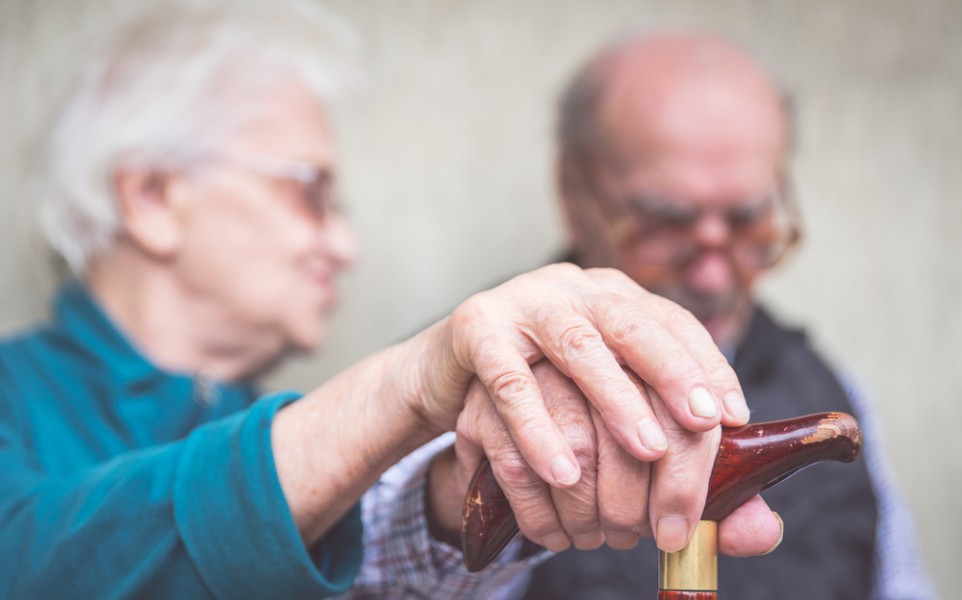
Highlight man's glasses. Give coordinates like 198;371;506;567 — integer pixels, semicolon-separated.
203;152;340;221
596;178;801;269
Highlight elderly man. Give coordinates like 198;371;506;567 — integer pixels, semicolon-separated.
0;4;783;599
520;32;935;599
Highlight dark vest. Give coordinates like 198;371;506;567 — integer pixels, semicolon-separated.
522;306;878;600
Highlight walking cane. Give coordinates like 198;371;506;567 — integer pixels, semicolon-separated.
461;412;863;599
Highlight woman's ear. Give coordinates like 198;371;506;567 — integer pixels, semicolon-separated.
112;167;187;259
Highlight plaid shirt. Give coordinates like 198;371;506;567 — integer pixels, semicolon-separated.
337;433;545;599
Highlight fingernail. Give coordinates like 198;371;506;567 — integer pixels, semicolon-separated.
655;515;690;553
762;512;784;555
723;392;750;423
571;530;606;550
688;386;718;418
542;531;572;552
551;455;580;486
604;531;641;550
638;416;668;453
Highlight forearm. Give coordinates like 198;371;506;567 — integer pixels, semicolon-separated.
272;325;455;546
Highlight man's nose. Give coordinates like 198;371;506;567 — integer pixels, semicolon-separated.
692;210;732;248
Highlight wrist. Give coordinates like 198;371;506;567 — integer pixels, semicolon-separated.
271;343;445;545
401;317;473;436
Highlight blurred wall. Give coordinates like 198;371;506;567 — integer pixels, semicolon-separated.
1;0;959;595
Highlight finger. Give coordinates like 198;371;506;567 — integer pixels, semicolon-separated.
455;380;570;551
531;309;671;462
547;445;604;550
530;362;605;550
585;268;736;430
717;495;783;556
586;268;748;426
645;385;720;553
646;293;750;426
453;380;498;481
455;310;582;488
591;405;650;549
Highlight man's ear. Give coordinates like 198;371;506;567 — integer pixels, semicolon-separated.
556;150;587;243
112;167;187;258
556;149;581;201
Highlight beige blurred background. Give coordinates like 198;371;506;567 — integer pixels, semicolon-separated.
2;0;960;595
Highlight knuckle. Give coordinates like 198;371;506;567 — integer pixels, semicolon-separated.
453;410;475;441
600;504;647;533
656;350;704;384
489;370;539;406
560;420;596;460
555;493;601;535
655;467;708;507
585;266;627;284
492;450;535;488
662;301;698;331
450;294;492;334
602;306;651;348
663;302;716;348
515;508;564;542
556;323;604;361
597;377;643;414
548;261;582;278
510;416;560;458
513;501;560;541
703;353;739;385
488;449;562;541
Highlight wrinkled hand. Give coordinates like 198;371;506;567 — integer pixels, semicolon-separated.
419;263;750;492
452;361;782;555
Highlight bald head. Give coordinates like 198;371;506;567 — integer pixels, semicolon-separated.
557;33;797;348
559;32;790;167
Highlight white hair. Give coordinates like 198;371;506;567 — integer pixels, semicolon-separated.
40;0;362;274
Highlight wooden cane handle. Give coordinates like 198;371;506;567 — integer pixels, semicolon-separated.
461;411;862;572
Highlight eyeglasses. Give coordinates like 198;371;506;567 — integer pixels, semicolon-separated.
202;152;340;221
594;178;801;269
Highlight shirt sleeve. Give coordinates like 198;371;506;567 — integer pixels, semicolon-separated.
0;390;362;600
840;375;940;600
174;391;362;598
338;432;550;600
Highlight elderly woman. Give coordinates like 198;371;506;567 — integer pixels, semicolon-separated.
0;1;779;598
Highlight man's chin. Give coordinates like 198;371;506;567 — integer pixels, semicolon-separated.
692;299;755;349
657;289;729;320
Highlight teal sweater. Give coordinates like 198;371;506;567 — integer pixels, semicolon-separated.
0;283;362;598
